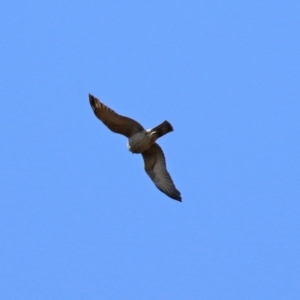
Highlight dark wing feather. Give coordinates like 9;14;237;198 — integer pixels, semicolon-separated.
89;94;144;137
142;143;182;201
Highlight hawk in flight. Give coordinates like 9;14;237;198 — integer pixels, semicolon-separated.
89;94;182;202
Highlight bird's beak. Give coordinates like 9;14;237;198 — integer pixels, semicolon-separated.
150;131;157;135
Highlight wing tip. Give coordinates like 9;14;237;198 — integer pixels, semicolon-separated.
172;194;182;202
88;93;95;102
161;187;182;202
88;94;101;111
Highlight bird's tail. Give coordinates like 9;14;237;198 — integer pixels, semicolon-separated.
151;120;174;138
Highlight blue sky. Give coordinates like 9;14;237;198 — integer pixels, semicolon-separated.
1;1;300;299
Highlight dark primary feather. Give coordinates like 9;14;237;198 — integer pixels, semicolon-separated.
142;143;182;201
89;94;144;137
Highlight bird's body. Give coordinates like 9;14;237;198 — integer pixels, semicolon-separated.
127;131;156;153
89;94;182;201
127;121;173;153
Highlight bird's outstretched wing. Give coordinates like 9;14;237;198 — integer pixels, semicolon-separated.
89;94;144;137
142;143;182;201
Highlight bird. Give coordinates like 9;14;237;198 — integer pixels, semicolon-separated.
89;94;182;202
